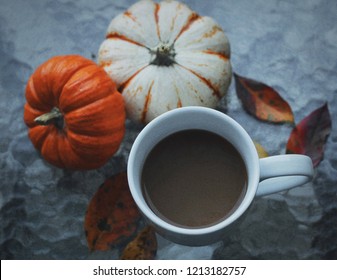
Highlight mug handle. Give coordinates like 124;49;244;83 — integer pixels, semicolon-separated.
256;154;314;197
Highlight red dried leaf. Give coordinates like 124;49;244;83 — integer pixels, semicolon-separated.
234;73;294;123
286;103;331;167
120;226;157;260
84;172;141;251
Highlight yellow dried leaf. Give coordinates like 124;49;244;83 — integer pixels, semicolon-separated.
254;141;269;158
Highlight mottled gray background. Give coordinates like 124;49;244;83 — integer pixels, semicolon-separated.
0;0;336;259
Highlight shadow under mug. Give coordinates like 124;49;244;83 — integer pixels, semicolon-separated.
127;107;314;246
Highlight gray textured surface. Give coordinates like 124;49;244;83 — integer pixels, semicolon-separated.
0;0;336;259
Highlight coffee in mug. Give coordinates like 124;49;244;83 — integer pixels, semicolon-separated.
141;129;247;228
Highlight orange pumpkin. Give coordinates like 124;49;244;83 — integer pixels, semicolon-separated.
24;55;125;170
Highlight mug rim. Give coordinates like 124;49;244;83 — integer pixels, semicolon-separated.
127;107;260;236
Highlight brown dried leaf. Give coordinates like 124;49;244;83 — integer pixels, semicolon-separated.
84;172;141;251
234;73;294;123
120;226;157;260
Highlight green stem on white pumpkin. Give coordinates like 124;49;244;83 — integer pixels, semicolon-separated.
34;107;63;126
150;42;176;66
157;43;172;55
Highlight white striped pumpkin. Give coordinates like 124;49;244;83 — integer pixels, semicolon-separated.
98;0;231;123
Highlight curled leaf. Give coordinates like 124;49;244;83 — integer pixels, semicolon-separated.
286;103;331;167
120;226;157;260
254;141;269;158
84;172;141;251
234;73;294;123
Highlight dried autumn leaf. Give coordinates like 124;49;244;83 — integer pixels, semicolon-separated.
254;141;269;158
120;226;157;260
84;172;141;251
286;103;331;167
234;73;294;123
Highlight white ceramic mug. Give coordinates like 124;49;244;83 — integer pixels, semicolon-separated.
127;107;314;246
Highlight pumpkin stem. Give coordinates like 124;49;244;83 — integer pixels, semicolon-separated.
34;107;64;128
150;43;175;66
